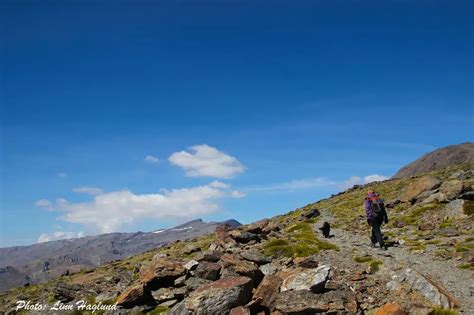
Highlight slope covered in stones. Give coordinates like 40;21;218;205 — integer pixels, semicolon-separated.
0;164;473;315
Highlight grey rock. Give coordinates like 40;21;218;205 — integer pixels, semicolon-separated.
280;265;331;293
240;251;271;265
259;263;277;276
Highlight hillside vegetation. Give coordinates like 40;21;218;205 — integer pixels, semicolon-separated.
1;164;473;314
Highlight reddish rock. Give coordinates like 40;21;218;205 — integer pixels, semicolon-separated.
351;271;367;281
220;254;263;286
185;276;253;315
253;275;282;311
139;257;186;289
344;294;359;314
215;224;237;247
116;284;152;309
374;303;407;315
229;306;251;315
293;255;318;268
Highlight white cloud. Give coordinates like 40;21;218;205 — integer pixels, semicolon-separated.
245;177;335;192
338;174;389;190
37;231;85;243
38;182;244;233
230;190;246;198
169;144;245;179
72;186;104;195
35;199;53;211
364;174;389;183
209;181;231;189
57;172;67;178
145;155;160;163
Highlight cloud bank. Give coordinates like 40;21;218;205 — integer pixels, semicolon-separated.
37;231;85;243
339;174;389;190
169;144;245;179
36;182;244;233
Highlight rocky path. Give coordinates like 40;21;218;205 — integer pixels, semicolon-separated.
317;210;474;313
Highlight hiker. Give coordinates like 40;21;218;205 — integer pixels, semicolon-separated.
365;190;389;250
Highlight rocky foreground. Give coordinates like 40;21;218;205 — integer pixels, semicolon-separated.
0;164;473;314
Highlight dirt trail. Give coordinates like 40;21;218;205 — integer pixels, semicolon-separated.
318;210;474;313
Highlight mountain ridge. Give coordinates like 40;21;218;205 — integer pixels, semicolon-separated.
0;218;241;293
393;142;474;178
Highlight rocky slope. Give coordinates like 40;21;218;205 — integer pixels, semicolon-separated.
393;142;474;178
0;219;240;293
0;164;473;314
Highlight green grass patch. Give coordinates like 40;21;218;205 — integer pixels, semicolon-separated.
262;222;337;258
369;260;383;272
458;263;474;270
455;243;474;252
147;306;169;314
465;237;474;242
431;307;460;315
425;239;441;245
354;256;373;263
439;218;454;228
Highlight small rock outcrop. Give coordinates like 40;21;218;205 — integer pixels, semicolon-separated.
280;265;331;293
185;276;253;315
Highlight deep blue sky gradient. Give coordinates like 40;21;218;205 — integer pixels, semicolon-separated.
1;1;473;246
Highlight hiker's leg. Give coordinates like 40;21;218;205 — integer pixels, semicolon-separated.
373;222;384;247
370;224;377;245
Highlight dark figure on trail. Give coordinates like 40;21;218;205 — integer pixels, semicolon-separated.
365;190;389;250
319;221;331;238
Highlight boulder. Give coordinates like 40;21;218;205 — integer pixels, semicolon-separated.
293;255;318;268
273;290;329;314
215;224;238;248
196;250;223;262
280;265;331;293
243;219;271;235
184;277;211;292
181;244;202;255
302;206;320;219
168;300;191;315
259;263;277;276
385;199;401;208
185;276;253;315
194;261;221;281
116;284;153;309
445;199;473;218
400;176;442;203
183;259;199;271
374;302;406;315
391;268;458;309
151;287;186;303
220;254;263;286
229;230;260;244
460;190;474;201
139;257;186;289
253;275;282;311
240;250;272;265
439;180;464;200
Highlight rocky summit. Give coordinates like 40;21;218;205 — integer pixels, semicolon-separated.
0;155;473;314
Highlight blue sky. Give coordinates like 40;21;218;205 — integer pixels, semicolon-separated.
1;1;472;247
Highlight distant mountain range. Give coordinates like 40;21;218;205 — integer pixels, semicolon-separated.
0;219;241;292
